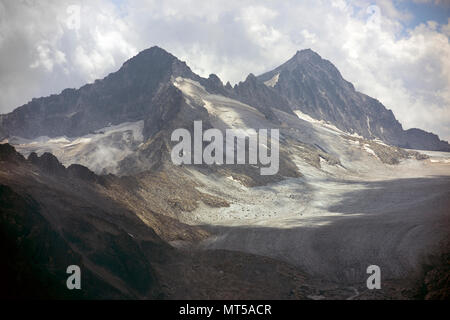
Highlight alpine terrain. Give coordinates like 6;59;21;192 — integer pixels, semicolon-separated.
1;46;449;299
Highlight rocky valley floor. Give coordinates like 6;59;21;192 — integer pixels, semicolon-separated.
179;158;450;299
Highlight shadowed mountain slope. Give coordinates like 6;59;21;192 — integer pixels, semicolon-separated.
257;49;450;151
0;143;318;299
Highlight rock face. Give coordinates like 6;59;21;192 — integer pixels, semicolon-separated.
0;144;168;299
0;143;25;162
403;128;450;151
257;49;450;151
0;46;196;140
0;46;448;151
232;73;295;123
28;152;66;176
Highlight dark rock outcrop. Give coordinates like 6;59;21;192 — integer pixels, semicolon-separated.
28;152;66;176
0;143;25;162
232;73;295;123
404;128;450;151
67;164;106;185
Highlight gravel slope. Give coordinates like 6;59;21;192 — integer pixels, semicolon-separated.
172;78;450;298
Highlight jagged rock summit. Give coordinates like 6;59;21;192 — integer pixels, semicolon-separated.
258;49;450;151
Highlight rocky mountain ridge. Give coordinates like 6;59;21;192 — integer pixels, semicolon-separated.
257;49;450;151
0;46;448;152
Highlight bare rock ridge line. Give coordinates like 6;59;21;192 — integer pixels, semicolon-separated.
0;46;448;152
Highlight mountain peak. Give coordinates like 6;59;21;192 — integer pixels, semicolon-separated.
139;45;172;55
292;48;322;62
208;73;223;86
258;49;325;76
123;45;177;67
245;73;257;82
295;48;316;55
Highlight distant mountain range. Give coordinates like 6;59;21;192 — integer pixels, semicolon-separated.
0;46;449;152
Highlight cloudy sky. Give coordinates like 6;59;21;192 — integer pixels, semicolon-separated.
1;0;449;140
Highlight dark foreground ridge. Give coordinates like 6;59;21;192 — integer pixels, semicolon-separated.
0;143;315;299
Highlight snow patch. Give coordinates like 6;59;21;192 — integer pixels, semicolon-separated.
174;77;267;130
293;110;318;123
363;144;377;157
293;109;349;136
264;73;280;87
366;116;372;136
430;159;450;163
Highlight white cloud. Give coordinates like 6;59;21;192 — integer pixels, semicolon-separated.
0;0;449;141
0;0;137;111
